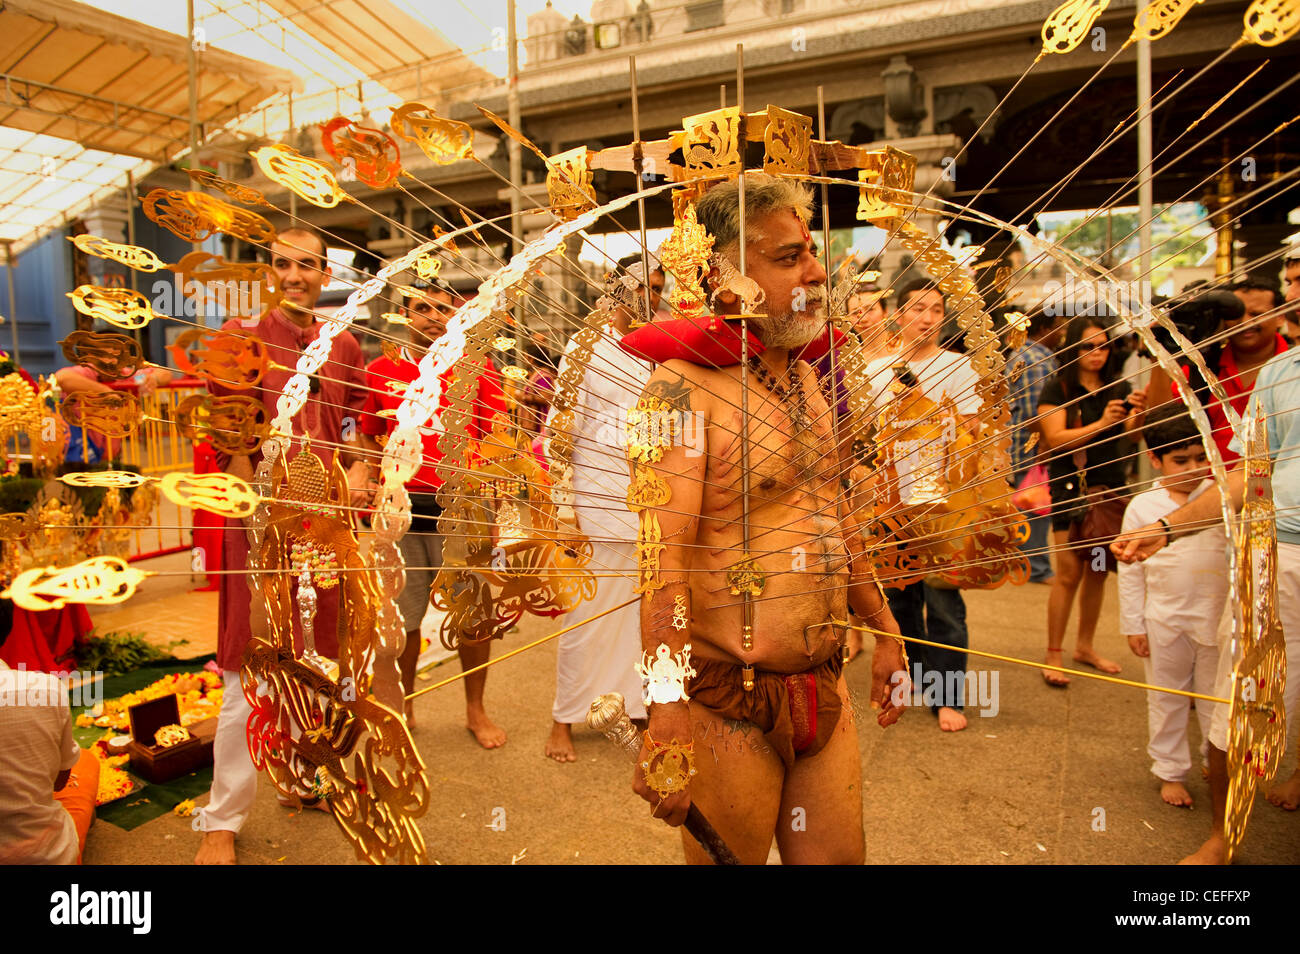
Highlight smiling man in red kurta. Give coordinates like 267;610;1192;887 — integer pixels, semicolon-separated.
195;228;370;865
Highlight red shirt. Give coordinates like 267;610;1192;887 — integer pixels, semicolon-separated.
212;309;367;468
1177;335;1289;464
360;350;506;491
209;309;368;672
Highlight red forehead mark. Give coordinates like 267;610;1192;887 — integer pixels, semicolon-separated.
793;210;811;244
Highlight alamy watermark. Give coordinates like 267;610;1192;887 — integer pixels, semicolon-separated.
622;406;707;458
148;274;266;319
890;665;1000;717
49;884;151;934
1;664;103;711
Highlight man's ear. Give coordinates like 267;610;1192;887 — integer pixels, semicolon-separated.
705;265;737;305
1146;450;1162;470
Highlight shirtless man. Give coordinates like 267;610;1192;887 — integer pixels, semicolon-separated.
628;175;907;864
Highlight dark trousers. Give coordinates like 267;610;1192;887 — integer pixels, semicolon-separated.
886;581;969;710
1021;511;1054;582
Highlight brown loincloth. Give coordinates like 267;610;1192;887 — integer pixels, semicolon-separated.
686;653;844;769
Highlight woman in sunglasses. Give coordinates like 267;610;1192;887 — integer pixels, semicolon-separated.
1036;313;1146;686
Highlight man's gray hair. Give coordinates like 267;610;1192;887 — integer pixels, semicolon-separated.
694;173;815;257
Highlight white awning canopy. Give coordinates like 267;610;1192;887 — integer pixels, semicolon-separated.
0;0;296;248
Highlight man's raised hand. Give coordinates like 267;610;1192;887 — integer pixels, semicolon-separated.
1111;523;1166;564
346;460;374;511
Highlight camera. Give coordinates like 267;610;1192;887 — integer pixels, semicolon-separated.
1152;287;1243;355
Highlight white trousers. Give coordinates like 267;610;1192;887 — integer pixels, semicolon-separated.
1141;620;1218;782
552;541;646;724
1209;542;1300;775
194;669;257;834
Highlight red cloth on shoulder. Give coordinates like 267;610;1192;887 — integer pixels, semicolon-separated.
619;316;844;368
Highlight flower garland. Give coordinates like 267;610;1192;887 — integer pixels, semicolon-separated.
76;670;223;732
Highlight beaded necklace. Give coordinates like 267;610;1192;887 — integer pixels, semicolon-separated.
747;353;811;432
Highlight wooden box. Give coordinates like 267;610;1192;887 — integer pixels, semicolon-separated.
126;693;214;784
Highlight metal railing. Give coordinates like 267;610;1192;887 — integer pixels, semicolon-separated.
103;377;207;562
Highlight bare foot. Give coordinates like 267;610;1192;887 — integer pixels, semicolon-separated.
404;701;416;728
194;829;236;865
1042;648;1070;687
1160;781;1194;807
937;707;967;732
544;721;577;762
467;705;507;749
845;628;863;662
1073;649;1121;674
1179;832;1228;865
1265;774;1300;810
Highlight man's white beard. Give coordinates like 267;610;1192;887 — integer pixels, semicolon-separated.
750;289;827;348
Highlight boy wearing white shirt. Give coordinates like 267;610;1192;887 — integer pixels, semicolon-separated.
1119;408;1228;808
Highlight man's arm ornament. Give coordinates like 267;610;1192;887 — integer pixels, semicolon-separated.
636;642;699;798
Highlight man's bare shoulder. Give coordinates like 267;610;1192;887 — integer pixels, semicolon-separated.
646;358;734;411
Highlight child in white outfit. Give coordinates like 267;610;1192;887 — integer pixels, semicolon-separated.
1119;408;1229;808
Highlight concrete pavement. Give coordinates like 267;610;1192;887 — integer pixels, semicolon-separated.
82;575;1299;865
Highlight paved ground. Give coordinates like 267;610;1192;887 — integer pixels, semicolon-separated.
82;573;1299;865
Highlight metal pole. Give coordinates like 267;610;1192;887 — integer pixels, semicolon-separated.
1137;38;1153;311
507;0;522;257
507;0;524;352
186;0;201;253
817;86;833;303
631;56;652;323
288;91;298;221
5;242;19;364
125;171;137;293
126;170;143;350
817;84;841;489
735;43;754;655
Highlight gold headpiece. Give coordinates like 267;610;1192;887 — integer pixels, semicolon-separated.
60;390;142;439
321;116;404;189
659;202;714;320
390;102;475;165
67;286;161;330
250;144;349;209
60;331;144;381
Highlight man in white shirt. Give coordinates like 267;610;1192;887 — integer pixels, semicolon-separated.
866;279;981;732
542;256;661;761
0;653;99;864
